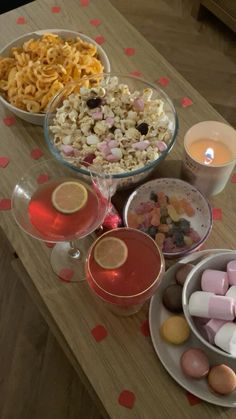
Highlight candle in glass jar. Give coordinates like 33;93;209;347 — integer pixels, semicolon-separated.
187;138;233;166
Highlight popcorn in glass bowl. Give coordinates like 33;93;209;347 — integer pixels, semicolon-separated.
44;73;178;189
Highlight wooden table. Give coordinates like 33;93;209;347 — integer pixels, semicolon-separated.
0;1;236;418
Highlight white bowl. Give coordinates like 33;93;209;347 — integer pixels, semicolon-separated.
0;29;110;125
182;251;236;358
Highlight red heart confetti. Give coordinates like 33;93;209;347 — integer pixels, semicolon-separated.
0;199;11;211
16;16;26;25
130;70;143;77
212;208;222;220
45;242;56;248
91;325;108;342
58;268;74;282
37;173;49;184
94;35;105;45
80;0;89;6
118;390;136;409
30;148;44;160
231;173;236;183
124;47;136;57
51;6;61;13
181;97;193;108
157;77;170;87
0;157;10;168
3;116;16;126
90;18;101;26
186;391;202;406
140;319;150;337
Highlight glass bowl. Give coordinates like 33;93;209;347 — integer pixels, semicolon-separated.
0;29;110;125
123;178;213;259
44;73;178;190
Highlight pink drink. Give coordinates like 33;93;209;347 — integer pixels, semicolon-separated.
86;228;165;312
28;178;105;241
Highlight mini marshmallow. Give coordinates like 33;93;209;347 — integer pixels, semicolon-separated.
201;269;228;295
214;322;236;356
189;291;235;321
227;260;236;285
203;319;227;344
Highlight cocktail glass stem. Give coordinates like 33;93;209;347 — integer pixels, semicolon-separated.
68;241;81;259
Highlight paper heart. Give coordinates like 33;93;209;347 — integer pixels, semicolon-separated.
140;319;150;337
3;116;16;126
51;6;61;13
91;325;108;342
212;208;222;220
231;173;236;183
90;18;101;26
0;199;11;211
118;390;136;409
0;157;10;168
30;148;44;160
80;0;89;6
94;35;105;45
16;16;26;24
181;97;193;108
58;268;74;282
157;77;170;87
37;173;49;184
130;70;143;77
124;47;136;56
186;391;202;406
45;242;56;248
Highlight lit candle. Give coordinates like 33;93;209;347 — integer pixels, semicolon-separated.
187;138;233;166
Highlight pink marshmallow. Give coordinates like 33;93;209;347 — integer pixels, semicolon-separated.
208;295;235;320
155;140;167;152
105;117;114;126
203;319;227;344
106;154;120;162
92;111;103;120
201;269;229;295
132;140;150;150
133;98;144;112
60;145;74;156
227;260;236;285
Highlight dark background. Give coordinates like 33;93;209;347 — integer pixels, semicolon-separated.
0;0;33;14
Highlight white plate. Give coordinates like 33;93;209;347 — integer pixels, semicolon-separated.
149;249;236;408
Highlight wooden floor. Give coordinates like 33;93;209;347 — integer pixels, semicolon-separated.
110;0;236;127
0;1;235;418
0;229;102;419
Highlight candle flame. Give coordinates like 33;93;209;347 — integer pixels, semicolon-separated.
204;147;214;165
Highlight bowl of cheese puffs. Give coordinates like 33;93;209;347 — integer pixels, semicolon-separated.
0;29;110;125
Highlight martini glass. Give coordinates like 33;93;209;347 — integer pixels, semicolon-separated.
12;159;111;282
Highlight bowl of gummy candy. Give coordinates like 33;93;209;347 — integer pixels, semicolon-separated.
182;251;236;358
44;73;178;190
123;178;213;258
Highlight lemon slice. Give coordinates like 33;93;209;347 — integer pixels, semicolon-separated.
52;181;88;214
94;237;128;269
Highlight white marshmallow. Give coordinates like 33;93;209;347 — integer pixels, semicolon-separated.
226;286;236;304
188;291;213;318
214;323;236;356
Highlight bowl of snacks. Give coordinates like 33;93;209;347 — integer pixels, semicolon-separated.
123;178;213;258
182;251;236;358
0;29;110;125
44;73;178;190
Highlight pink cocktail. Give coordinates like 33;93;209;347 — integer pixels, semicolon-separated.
86;228;165;315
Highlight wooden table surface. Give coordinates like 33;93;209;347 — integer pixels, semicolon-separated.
0;0;236;418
